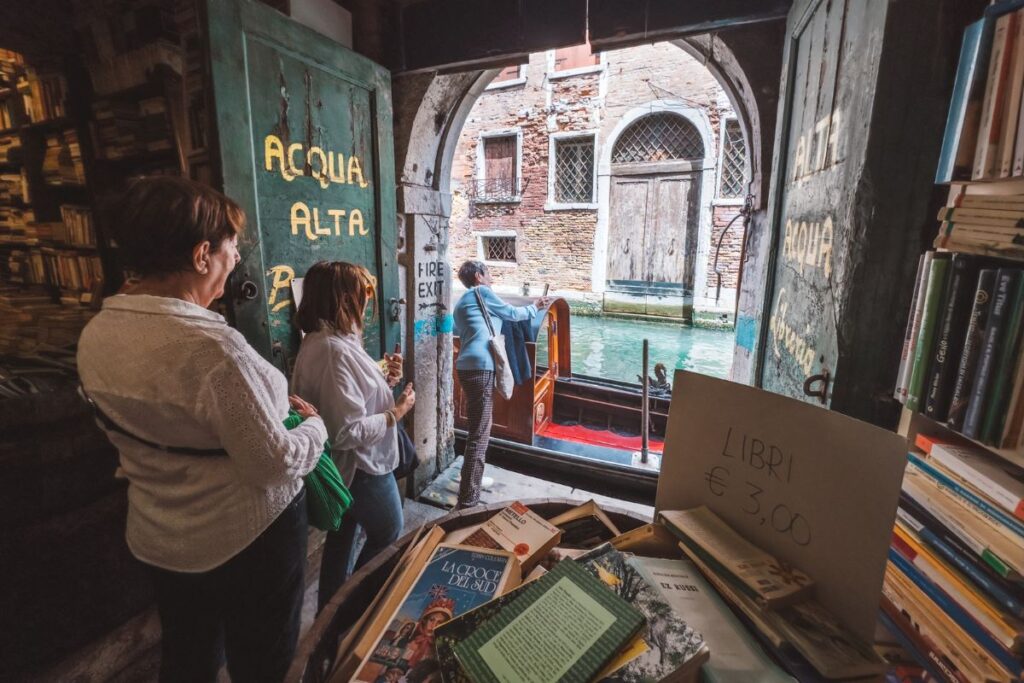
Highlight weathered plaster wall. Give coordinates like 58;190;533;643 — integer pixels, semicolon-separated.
392;71;487;490
745;0;986;424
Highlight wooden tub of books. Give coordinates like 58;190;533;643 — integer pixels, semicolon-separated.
287;498;657;683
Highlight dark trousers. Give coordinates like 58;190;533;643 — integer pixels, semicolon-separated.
457;369;495;508
147;488;308;683
317;469;403;612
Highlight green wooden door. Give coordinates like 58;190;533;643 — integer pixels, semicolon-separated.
206;0;397;372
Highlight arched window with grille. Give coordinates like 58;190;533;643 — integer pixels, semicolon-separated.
718;118;748;199
611;112;704;164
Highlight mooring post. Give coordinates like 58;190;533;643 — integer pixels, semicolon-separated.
641;339;649;464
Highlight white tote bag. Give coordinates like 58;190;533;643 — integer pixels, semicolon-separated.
474;288;515;400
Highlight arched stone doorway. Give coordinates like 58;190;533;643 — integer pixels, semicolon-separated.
595;106;715;319
391;33;773;488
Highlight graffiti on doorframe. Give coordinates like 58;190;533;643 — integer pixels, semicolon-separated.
767;288;818;376
267;264;295;313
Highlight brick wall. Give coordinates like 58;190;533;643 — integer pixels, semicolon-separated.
449;42;747;308
708;204;745;291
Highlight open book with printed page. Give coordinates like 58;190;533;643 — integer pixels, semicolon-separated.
437;557;647;683
631;555;795;683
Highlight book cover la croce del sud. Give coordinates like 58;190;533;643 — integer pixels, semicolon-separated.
353;544;518;683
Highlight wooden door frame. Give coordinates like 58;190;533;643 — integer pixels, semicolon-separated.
592;101;716;297
753;0;827;388
205;0;398;369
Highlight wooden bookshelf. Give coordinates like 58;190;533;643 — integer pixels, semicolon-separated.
0;19;187;357
899;407;1024;468
889;9;1024;676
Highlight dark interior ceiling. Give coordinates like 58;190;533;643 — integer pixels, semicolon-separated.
0;1;77;61
587;0;791;52
398;0;792;73
0;0;793;74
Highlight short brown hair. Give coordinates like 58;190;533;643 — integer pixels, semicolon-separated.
457;260;486;288
296;261;377;335
111;176;245;277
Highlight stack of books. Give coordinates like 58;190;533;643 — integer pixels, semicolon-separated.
21;69;68;124
0;52;24;131
5;247;46;286
938;3;1024;183
329;499;899;682
91;95;173;159
42;130;86;186
0;206;34;240
659;507;886;682
884;435;1024;682
895;252;1024;449
0;289;97;355
0;172;28;205
0;49;24;100
0;134;22;165
935;195;1024;260
59;205;96;247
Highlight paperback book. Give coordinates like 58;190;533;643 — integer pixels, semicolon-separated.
632;556;794;683
451;558;644;683
575;544;709;683
659;506;814;608
351;544;519;683
462;501;562;572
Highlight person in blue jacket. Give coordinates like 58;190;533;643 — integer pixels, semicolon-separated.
452;260;548;508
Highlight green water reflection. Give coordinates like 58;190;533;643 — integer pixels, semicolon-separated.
536;315;734;384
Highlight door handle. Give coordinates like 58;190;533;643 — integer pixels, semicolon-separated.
803;370;831;404
388;297;406;323
238;279;258;301
668;238;676;256
623;237;630;254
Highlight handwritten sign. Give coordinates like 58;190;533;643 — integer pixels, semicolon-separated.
655;371;906;640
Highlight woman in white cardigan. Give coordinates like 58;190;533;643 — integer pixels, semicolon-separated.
77;177;326;683
291;261;415;612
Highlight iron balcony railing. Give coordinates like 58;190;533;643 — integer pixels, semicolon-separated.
466;177;529;203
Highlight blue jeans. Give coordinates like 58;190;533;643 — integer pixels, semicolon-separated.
318;469;403;611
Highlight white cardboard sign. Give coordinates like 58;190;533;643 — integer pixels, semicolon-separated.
655;371;907;640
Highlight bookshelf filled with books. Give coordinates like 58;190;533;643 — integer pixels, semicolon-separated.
0;2;188;361
891;2;1024;681
0;49;103;357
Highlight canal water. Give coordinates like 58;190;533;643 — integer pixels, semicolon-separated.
538;315;734;384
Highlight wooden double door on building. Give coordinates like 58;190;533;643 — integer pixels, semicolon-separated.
605;168;700;313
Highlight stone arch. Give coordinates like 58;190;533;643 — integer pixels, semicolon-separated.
392;36;769;486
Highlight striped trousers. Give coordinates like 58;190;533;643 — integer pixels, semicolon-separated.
457;369;495;508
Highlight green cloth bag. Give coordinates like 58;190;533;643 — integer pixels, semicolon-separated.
284;410;352;531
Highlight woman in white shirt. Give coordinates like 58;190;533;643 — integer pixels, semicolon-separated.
291;261;415;611
77;177;327;683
